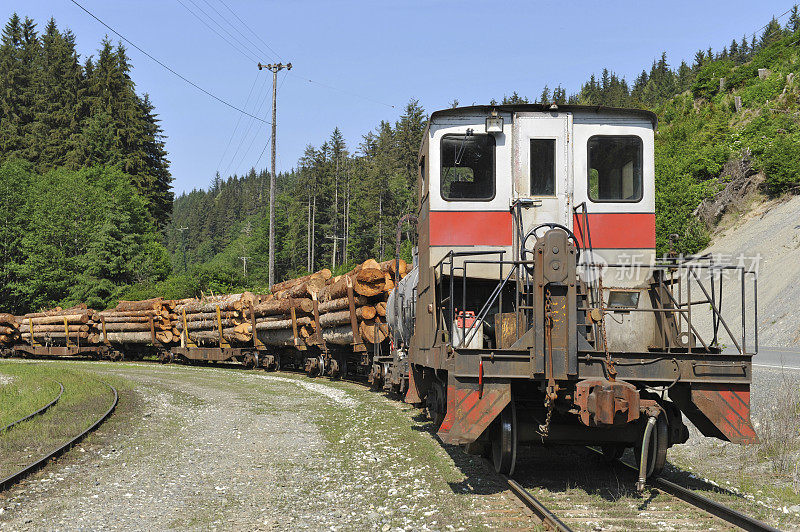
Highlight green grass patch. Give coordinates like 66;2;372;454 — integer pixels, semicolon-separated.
0;361;130;479
0;368;61;428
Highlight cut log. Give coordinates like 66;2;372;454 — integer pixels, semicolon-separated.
0;313;19;326
252;298;313;317
96;309;169;319
378;259;407;278
19;324;89;333
101;322;172;332
255;328;303;347
273;277;326;299
23;305;88;319
175;299;244;313
359;319;388;344
383;274;395;292
21;313;90;325
318;307;375;328
321;326;355;346
183;310;242;322
116;298;164;311
102;330;173;344
21;331;90;342
271;268;332;293
97;314;169;324
0;325;17;335
317;295;368;314
375;301;387;317
176;318;241;331
254;316;312;331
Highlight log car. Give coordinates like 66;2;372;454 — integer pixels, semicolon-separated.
389;104;759;478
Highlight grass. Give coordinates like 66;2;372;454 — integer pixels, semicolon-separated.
0;368;61;428
0;361;129;479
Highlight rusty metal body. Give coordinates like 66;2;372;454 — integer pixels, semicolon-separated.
389;104;758;475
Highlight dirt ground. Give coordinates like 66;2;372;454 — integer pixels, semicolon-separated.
0;361;529;531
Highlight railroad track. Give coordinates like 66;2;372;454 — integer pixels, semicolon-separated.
0;379;63;433
502;474;574;531
0;381;118;492
608;454;780;532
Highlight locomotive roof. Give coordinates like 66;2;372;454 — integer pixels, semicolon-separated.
429;104;657;128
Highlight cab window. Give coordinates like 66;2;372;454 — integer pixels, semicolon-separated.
440;133;495;201
588;136;643;202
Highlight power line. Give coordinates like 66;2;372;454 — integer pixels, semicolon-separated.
241;72;288;175
67;0;271;125
216;0;283;62
174;0;259;63
223;78;272;176
288;72;396;108
199;0;276;62
216;73;260;174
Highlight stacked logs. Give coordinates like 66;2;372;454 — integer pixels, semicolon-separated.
92;298;178;345
175;293;258;346
0;313;19;345
17;305;95;346
253;258;407;349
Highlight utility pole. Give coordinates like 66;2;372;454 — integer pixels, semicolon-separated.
258;61;292;288
177;226;189;272
239;256;251;278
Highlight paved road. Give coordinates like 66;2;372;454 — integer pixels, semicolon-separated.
751;347;800;369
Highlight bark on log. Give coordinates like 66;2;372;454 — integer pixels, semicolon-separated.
378;259;407;278
23;305;88;319
177;318;241;331
101;322;171;332
19;324;89;333
21;331;90;342
116;298;164;311
175;299;244;313
255;328;303;347
97;314;169;324
316;295;368;314
21;313;90;325
318;307;375;328
96;309;168;319
102;330;173;344
321;326;354;346
271;268;332;293
0;313;19;326
182;310;242;322
252;298;313;317
254;316;312;331
0;325;17;335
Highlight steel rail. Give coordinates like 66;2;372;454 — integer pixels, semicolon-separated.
587;448;779;531
501;475;574;532
0;380;64;434
0;381;118;492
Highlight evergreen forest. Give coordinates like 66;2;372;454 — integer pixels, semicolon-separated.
1;10;799;313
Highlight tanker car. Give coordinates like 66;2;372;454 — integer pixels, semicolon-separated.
384;103;759;482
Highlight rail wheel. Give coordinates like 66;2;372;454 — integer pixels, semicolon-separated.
635;415;668;478
424;379;446;428
491;400;517;475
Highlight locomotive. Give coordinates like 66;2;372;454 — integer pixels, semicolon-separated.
386;103;758;481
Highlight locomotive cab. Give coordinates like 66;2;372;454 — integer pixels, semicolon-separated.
393;104;758;479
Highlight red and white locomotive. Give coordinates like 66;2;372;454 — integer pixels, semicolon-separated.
387;104;758;481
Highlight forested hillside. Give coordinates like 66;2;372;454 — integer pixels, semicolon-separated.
0;14;172;312
1;10;799;313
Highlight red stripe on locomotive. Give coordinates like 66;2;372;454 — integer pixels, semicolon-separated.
573;212;656;249
429;211;513;246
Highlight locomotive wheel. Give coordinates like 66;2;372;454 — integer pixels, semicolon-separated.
635;415;668;478
425;380;446;428
491;401;517;475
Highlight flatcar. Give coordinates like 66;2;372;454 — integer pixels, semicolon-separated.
386;103;758;482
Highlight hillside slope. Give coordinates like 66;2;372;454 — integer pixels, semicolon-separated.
694;195;800;348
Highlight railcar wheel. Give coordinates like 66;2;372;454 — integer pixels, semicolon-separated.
424;380;446;428
635;415;668;478
491;401;517;475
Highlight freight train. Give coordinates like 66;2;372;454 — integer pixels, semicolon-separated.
1;104;759;486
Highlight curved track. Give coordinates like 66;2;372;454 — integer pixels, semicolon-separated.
0;379;64;434
0;381;118;492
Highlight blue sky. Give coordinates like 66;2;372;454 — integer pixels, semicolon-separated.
13;0;796;194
